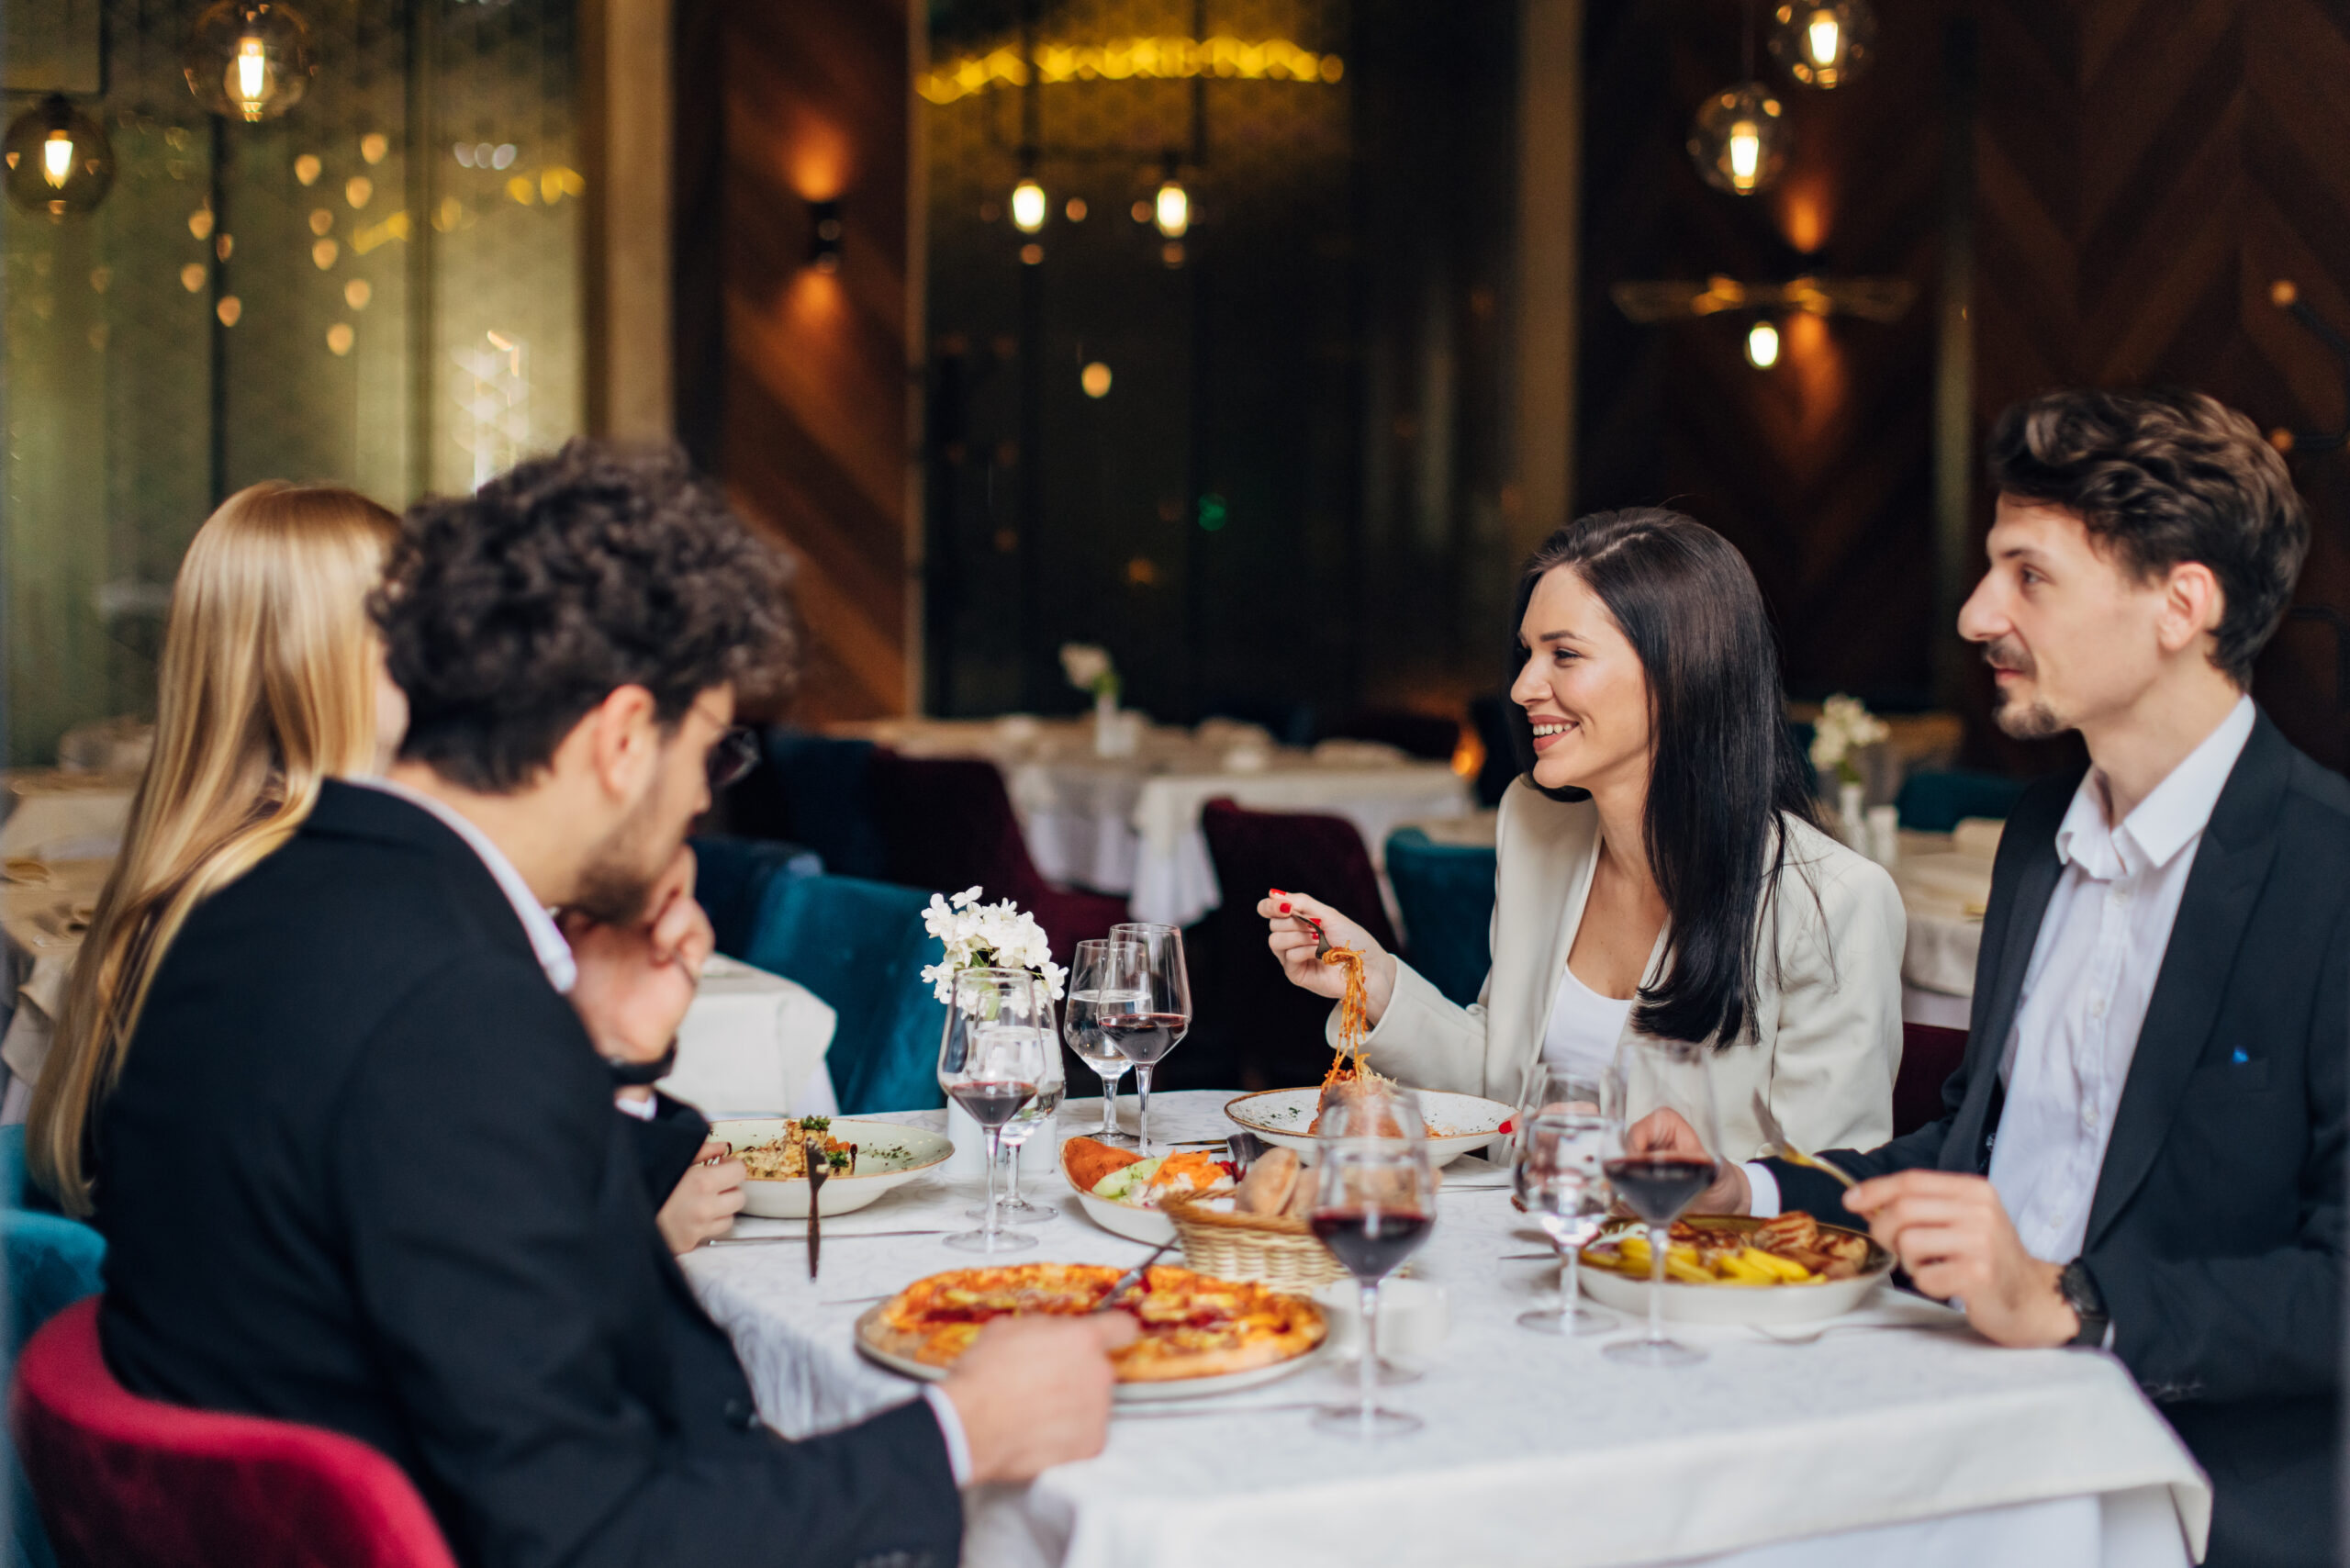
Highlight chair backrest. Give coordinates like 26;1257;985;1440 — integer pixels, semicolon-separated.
1383;829;1497;1008
688;834;823;962
1894;1022;1971;1138
740;873;949;1114
1199;799;1399;1089
1319;708;1461;764
864;751;1051;908
11;1299;457;1568
1;1129;105;1568
1896;768;2029;834
760;730;886;879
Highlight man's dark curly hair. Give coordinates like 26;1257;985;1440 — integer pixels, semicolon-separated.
1986;388;2308;687
371;440;796;792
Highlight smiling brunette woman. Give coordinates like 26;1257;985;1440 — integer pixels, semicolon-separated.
1258;509;1905;1159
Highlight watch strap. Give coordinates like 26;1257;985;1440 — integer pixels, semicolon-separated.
2058;1258;2109;1347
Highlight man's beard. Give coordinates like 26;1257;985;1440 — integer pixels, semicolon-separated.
569;789;675;926
1985;637;2065;740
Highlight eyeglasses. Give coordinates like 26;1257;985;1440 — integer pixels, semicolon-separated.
706;726;759;791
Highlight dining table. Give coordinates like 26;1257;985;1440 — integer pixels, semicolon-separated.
836;717;1475;929
683;1089;2208;1568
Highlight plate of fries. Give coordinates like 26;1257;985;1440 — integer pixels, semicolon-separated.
1577;1213;1895;1325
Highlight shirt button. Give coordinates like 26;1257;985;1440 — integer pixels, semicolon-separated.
2090;998;2107;1018
2108;889;2128;909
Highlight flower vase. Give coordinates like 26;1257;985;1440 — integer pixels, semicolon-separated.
1838;779;1867;850
1092;690;1121;757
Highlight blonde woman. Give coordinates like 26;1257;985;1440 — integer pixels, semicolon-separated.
27;484;404;1217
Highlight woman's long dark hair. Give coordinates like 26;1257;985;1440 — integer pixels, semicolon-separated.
1513;509;1820;1049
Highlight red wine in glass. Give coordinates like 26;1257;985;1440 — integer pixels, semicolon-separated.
1101;1013;1186;1067
951;1079;1039;1130
1310;1209;1434;1281
1601;1155;1716;1226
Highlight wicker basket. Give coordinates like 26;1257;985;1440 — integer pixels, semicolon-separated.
1158;1193;1348;1292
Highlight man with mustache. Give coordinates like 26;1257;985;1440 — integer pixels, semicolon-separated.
1648;389;2345;1567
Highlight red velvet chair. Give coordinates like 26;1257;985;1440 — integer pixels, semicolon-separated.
1894;1022;1971;1138
10;1298;456;1568
864;749;1128;964
1199;798;1401;1091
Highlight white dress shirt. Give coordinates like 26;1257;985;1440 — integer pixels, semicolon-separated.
347;778;974;1481
1747;695;2255;1259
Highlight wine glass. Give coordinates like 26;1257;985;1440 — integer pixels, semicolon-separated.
1309;1091;1437;1440
1511;1064;1617;1336
1064;938;1147;1148
974;980;1064;1225
1600;1035;1724;1367
938;969;1051;1255
1106;922;1191;1155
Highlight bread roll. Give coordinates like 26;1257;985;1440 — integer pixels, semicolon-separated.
1283;1158;1319;1220
1232;1148;1300;1215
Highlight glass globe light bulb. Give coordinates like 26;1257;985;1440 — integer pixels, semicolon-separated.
1153;179;1190;239
1746;319;1782;369
1010;177;1048;233
4;95;115;218
184;2;315;122
1687;84;1789;196
1769;1;1876;89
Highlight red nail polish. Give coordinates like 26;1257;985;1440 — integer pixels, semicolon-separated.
1280;902;1292;913
1270;888;1287;897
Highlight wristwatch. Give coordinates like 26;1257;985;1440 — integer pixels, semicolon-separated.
2057;1258;2109;1348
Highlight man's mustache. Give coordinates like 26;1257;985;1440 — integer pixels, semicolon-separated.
1982;637;2034;678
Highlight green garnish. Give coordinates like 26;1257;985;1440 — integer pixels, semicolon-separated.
799;1115;832;1133
825;1149;852;1171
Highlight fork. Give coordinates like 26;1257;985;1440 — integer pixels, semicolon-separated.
1290;911;1334;960
803;1137;829;1280
1751;1093;1857;1190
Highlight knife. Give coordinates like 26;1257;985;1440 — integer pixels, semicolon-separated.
804;1137;829;1280
1090;1238;1179;1313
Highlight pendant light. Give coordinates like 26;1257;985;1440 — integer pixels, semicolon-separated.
3;95;116;218
1688;0;1789;196
1769;2;1876;89
183;1;316;123
1009;174;1049;233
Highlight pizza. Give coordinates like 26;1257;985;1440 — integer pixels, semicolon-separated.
861;1263;1326;1383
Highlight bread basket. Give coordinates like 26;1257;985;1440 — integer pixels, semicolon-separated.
1158;1193;1348;1291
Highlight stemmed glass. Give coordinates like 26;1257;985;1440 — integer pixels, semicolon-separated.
1511;1064;1617;1336
974;986;1065;1225
1600;1035;1724;1367
1106;922;1191;1155
1309;1091;1437;1440
1064;938;1147;1148
938;969;1051;1255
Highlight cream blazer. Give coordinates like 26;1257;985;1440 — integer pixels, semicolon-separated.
1344;780;1906;1161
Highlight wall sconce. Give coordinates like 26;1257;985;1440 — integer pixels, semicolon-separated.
3;94;116;218
183;1;315;122
809;199;843;273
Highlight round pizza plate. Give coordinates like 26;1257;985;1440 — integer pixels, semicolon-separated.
853;1305;1329;1404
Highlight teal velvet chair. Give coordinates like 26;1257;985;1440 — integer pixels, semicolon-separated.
738;874;950;1114
1385;829;1498;1009
1;1126;106;1568
1895;769;2031;834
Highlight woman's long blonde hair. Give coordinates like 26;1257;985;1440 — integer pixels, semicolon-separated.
28;483;400;1215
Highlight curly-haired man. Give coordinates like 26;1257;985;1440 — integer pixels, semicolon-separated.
91;442;1129;1568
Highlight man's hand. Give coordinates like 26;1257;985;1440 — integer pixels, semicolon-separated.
1842;1170;2077;1347
655;1140;746;1254
940;1314;1138;1484
1624;1107;1751;1215
565;845;713;1062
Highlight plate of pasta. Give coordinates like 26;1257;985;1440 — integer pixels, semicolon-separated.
708;1117;955;1218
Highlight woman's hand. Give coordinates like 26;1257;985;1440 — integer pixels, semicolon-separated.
1251;890;1397;1025
657;1139;746;1253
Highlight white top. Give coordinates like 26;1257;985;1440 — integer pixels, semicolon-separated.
1986;695;2255;1260
1539;961;1637;1082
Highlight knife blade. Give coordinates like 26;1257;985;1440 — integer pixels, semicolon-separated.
1090;1238;1179;1313
803;1137;829;1279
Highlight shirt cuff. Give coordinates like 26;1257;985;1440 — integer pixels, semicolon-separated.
1742;1161;1782;1218
612;1089;657;1120
921;1385;974;1487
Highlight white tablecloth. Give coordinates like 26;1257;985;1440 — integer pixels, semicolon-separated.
0;772;135;862
658;954;840;1118
0;858;112;1117
1891;829;1997;1010
682;1091;2207;1568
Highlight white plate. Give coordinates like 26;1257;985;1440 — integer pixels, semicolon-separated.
1071;1189;1178;1245
854;1305;1328;1403
1575;1220;1895;1326
710;1118;954;1219
1223;1087;1512;1166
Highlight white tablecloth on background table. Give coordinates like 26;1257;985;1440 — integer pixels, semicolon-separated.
682;1091;2206;1568
1890;828;1997;1029
657;954;840;1118
0;772;136;862
0;858;113;1121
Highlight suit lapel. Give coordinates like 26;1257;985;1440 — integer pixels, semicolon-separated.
2083;720;2287;1249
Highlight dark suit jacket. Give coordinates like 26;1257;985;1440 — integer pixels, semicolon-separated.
1772;709;2349;1568
92;782;962;1568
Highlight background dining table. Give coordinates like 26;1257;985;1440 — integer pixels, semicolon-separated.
683;1090;2206;1568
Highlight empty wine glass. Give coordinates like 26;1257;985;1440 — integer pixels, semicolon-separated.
938;969;1050;1255
1510;1064;1617;1336
1106;922;1191;1155
1600;1035;1724;1368
1065;938;1147;1148
975;981;1063;1225
1310;1091;1436;1440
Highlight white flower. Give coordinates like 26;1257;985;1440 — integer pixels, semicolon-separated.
1058;642;1117;698
1809;694;1890;782
919;890;1068;1003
